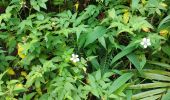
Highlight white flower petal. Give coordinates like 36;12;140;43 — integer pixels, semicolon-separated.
143;38;147;41
72;54;75;57
76;58;80;62
73;60;76;62
143;44;147;48
70;53;80;63
140;37;151;48
140;41;144;45
146;38;150;42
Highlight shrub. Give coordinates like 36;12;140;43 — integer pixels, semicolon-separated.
0;0;170;99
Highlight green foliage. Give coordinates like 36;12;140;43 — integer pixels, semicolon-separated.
0;0;170;99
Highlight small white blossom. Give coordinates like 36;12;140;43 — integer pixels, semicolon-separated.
140;38;151;48
70;54;80;63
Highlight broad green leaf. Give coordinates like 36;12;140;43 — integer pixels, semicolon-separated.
84;26;107;47
129;16;153;31
131;0;140;12
23;92;36;100
95;69;101;81
110;46;136;65
30;0;40;11
37;0;47;9
91;88;99;98
98;36;106;49
74;24;88;41
91;58;100;70
108;8;116;19
127;53;142;74
88;74;96;88
37;13;44;20
108;73;133;94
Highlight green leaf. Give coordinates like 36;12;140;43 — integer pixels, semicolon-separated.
147;61;170;70
91;58;100;70
162;45;170;57
108;73;133;94
115;83;129;96
127;53;142;74
98;36;106;49
74;24;88;41
23;92;36;100
110;46;136;65
140;94;162;100
139;54;146;69
126;90;132;100
129;82;170;89
38;1;47;9
129;16;153;31
0;92;5;96
143;72;170;81
144;69;170;77
91;88;99;98
95;69;101;81
88;74;96;88
31;0;40;11
108;8;116;19
131;0;140;12
84;26;107;47
37;13;44;20
132;88;166;99
158;15;170;29
162;89;170;100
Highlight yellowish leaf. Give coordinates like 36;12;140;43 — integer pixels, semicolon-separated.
123;11;129;24
15;83;24;88
74;1;79;12
36;87;42;95
142;0;146;5
159;29;169;37
7;67;15;75
142;27;150;32
160;2;168;8
18;43;26;59
21;71;27;77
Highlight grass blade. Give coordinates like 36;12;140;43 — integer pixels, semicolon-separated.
129;82;170;89
132;88;166;99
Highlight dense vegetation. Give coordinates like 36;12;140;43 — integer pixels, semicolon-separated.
0;0;170;99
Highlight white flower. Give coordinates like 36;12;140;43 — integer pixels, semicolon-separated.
140;38;151;48
70;54;80;63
